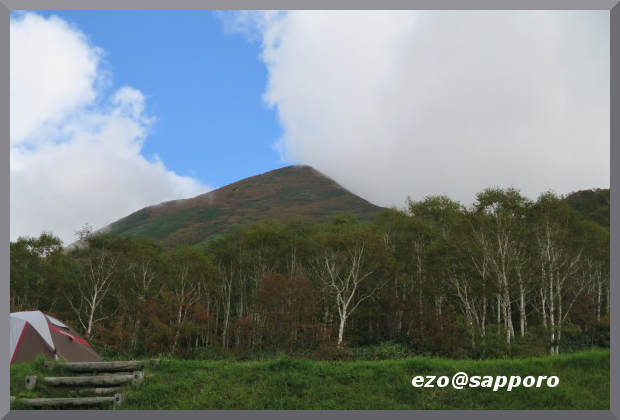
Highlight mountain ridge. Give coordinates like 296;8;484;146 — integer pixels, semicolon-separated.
103;165;610;248
105;165;385;247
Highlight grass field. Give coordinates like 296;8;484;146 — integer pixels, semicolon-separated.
10;348;609;410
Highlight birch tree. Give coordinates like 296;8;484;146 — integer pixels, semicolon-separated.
315;223;388;347
533;193;585;354
167;248;214;354
472;188;529;346
66;249;118;337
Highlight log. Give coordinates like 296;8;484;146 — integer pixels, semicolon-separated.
15;394;122;408
46;360;145;372
44;374;134;387
132;371;144;387
25;375;37;391
73;371;133;376
75;387;123;396
114;392;123;408
43;371;144;387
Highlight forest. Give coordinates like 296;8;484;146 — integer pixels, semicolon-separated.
10;187;610;360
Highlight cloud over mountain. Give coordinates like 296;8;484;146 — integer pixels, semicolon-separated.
226;11;609;207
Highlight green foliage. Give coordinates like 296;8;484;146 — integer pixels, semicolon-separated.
107;208;150;235
564;188;609;228
475;187;531;215
347;342;410;360
10;356;48;399
10;233;77;313
10;183;610;362
120;207;224;240
507;326;549;358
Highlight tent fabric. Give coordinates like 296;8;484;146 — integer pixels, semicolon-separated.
49;323;88;345
9;311;101;364
51;326;101;362
9;317;27;360
10;323;55;364
46;315;69;329
11;311;55;350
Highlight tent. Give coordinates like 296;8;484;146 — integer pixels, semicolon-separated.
10;311;101;364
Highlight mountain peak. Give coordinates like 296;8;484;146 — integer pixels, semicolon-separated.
105;165;383;247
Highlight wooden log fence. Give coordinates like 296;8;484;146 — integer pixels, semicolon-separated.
41;371;144;387
75;387;123;396
44;359;159;372
15;360;150;409
14;393;123;408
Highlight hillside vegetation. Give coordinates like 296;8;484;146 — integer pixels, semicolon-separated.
10;349;610;410
565;188;609;228
106;165;383;248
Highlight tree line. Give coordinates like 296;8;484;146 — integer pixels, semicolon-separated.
10;188;610;359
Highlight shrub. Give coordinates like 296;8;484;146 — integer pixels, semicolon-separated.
347;342;410;360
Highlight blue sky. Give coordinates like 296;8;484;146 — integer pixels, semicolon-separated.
36;10;284;188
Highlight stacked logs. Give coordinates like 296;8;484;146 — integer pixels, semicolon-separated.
11;360;157;409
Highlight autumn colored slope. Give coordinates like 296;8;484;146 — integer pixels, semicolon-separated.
105;165;384;248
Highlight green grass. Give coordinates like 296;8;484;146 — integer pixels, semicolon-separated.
10;349;609;410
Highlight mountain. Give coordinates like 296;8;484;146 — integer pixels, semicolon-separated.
102;164;608;248
105;165;385;248
564;188;610;228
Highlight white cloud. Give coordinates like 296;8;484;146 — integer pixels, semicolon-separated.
10;13;100;144
10;12;208;244
228;11;610;207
